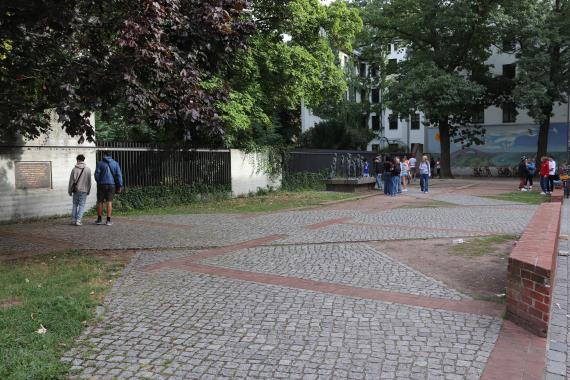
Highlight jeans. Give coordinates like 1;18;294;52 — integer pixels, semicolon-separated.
391;176;399;196
397;176;402;193
420;174;429;192
540;176;549;193
383;173;391;195
72;191;88;222
376;174;383;190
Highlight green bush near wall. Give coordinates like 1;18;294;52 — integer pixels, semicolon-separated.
111;184;231;211
281;171;327;191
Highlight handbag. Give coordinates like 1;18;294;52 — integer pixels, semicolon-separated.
71;167;85;194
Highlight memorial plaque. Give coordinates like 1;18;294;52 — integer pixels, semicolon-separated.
15;161;52;190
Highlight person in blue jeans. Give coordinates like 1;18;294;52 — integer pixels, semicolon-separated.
67;154;92;226
393;157;401;195
419;155;431;193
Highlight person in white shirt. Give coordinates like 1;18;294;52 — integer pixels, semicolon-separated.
548;156;557;193
408;155;417;183
419;155;431;193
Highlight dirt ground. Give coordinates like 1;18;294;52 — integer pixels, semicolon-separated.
370;236;516;301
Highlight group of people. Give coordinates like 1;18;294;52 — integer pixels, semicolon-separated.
67;151;123;226
373;154;441;196
518;155;559;195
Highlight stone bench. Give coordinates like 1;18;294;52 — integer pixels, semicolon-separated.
506;197;563;337
322;177;376;193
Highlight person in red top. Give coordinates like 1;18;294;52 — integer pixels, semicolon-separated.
540;156;550;195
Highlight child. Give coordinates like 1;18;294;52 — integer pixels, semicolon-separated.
401;157;409;192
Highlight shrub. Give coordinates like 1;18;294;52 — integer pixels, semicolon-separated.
110;184;231;211
282;171;327;191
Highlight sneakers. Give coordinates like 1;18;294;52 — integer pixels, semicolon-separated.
105;220;113;226
520;188;528;192
76;220;83;226
71;220;77;225
540;192;546;195
96;219;104;225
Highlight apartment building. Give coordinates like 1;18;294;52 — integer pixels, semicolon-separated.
301;44;569;169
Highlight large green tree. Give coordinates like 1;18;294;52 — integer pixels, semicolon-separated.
0;0;254;145
506;0;570;162
220;0;362;149
363;0;502;177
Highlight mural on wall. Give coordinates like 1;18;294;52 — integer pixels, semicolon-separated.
427;123;568;166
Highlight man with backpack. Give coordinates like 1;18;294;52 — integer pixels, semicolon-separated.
94;151;123;226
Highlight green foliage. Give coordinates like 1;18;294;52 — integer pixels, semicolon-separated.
222;0;363;149
109;185;231;211
281;171;327;191
300;117;376;150
0;253;125;379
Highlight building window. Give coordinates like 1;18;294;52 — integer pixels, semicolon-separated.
371;115;380;131
370;65;378;77
359;63;366;77
389;113;398;130
371;144;380;152
344;56;349;74
471;108;485;124
502;103;517;123
360;89;367;103
502;38;516;52
371;88;380;104
411;113;420;130
387;59;398;75
502;64;516;79
361;114;369;129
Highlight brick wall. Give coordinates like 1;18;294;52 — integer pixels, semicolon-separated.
506;200;562;337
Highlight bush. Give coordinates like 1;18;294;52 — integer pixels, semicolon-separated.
282;171;327;191
110;184;231;211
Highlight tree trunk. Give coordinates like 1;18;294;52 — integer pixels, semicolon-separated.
438;117;453;178
535;113;551;166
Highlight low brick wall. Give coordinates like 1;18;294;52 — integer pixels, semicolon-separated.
507;200;562;337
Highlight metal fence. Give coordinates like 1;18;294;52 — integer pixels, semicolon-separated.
286;149;381;174
96;142;231;187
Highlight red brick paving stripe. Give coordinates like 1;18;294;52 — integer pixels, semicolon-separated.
346;222;491;236
174;263;504;317
141;234;288;272
304;217;353;230
480;320;546;380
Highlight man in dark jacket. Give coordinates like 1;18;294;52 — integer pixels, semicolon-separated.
94;151;124;225
518;156;530;191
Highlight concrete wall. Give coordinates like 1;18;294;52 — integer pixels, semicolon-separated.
230;150;282;197
0;113;97;222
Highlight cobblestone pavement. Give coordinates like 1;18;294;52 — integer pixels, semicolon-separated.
3;182;545;378
200;243;468;300
545;201;570;379
63;254;502;380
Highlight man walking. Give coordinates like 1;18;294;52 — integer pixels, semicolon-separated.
68;154;92;226
94;151;123;226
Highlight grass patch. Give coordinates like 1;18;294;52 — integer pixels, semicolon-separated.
396;200;456;209
0;251;129;380
451;235;518;256
105;191;360;216
484;191;549;205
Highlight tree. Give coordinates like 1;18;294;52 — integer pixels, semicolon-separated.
220;0;362;149
507;0;570;163
0;0;254;145
363;0;502;177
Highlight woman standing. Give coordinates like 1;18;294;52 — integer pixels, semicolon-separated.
383;157;393;195
419;155;431;193
392;157;401;196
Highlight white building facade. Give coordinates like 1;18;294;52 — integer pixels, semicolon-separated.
301;45;569;169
